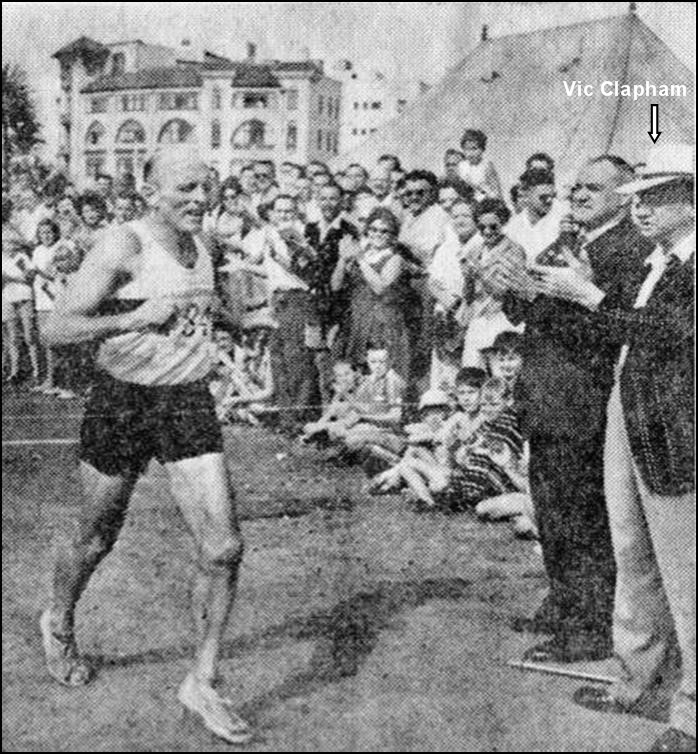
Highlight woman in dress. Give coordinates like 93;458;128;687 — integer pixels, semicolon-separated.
331;207;410;379
2;198;40;385
32;218;77;397
460;198;527;367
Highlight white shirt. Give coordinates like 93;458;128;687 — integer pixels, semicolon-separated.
457;157;500;201
2;251;34;303
399;203;463;303
617;231;694;373
33;241;74;312
97;220;216;386
242;225;308;293
505;199;567;265
14;204;52;243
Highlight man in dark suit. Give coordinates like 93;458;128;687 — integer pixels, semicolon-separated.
493;155;651;663
535;144;695;754
304;182;358;403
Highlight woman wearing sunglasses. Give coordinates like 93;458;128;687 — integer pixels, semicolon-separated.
331;207;410;379
460;198;526;367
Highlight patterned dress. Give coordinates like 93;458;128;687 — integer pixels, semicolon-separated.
342;250;411;378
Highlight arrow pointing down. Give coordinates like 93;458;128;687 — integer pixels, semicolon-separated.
648;104;662;144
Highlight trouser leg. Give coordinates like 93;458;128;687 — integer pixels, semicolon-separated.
529;430;615;642
636;468;695;737
605;382;675;706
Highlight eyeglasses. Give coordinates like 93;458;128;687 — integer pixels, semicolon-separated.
477;222;502;232
403;189;429;198
367;226;392;235
255;173;272;180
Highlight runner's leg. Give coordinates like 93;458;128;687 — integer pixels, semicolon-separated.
164;452;251;743
164;452;243;685
51;461;138;638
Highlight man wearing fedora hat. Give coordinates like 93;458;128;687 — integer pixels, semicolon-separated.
533;143;695;753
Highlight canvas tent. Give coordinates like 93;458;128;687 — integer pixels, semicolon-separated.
336;11;694;191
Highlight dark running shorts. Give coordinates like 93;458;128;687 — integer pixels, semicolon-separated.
79;371;223;477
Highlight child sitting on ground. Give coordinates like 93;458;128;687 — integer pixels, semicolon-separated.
447;376;525;510
368;388;452;506
480;331;523;403
210;327;273;424
331;345;407;464
369;368;488;507
302;361;360;445
437;367;488;455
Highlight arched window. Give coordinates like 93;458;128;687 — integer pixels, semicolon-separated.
286;122;297;151
116;119;146;145
158;119;195;144
85;121;106;147
111;53;126;77
232;119;266;149
211;120;221;149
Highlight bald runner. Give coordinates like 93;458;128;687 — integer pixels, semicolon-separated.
41;149;252;744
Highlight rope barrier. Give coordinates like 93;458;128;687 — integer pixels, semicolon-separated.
2;400;416;421
3;438;77;447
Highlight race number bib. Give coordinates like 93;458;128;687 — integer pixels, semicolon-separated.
172;301;213;339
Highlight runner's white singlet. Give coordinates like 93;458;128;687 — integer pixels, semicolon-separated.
97;220;216;385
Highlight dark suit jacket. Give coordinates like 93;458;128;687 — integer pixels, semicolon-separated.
505;216;651;441
304;218;358;330
593;243;694;496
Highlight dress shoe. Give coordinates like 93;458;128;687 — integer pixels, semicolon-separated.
522;638;613;664
573;686;635;715
573;685;668;724
650;728;696;753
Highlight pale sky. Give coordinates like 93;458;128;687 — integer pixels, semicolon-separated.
2;1;695;157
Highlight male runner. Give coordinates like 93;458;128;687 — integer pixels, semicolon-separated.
40;148;251;744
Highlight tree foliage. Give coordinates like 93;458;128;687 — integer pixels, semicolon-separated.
2;63;42;167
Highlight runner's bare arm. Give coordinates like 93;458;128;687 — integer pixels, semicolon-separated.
43;226;176;345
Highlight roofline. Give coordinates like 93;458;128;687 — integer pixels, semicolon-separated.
106;39;147;47
81;81;201;94
477;11;632;44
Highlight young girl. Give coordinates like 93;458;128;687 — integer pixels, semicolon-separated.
2;208;40;385
32;218;75;395
457;129;502;201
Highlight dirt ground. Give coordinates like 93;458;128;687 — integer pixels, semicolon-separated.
2;393;669;752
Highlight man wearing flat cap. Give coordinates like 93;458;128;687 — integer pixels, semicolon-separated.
533;143;695;754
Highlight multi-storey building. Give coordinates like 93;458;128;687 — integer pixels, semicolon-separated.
53;37;342;185
332;60;428;154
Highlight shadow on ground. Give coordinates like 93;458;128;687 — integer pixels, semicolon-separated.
92;577;474;720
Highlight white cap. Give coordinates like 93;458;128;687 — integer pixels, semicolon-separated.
419;388;450;410
617;143;694;194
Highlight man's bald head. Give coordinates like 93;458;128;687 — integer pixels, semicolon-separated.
143;148;208;187
570;155;635;229
142;148;208;233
